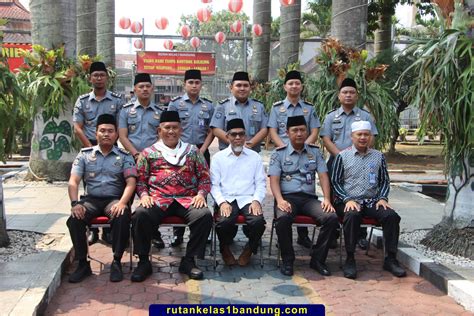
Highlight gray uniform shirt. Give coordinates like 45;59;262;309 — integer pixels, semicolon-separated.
168;94;214;145
73;90;125;140
210;96;268;152
320;106;378;152
71;145;137;197
267;98;321;144
118;101;163;152
268;143;328;197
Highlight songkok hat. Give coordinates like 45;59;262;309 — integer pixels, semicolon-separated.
226;118;245;132
160;111;181;123
351;121;372;132
134;73;152;85
284;70;302;83
96;114;116;128
184;69;202;81
89;61;107;74
232;71;250;82
286;115;307;129
339;78;357;90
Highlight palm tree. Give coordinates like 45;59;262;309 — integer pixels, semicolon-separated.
279;0;301;68
252;0;272;82
301;0;332;38
330;0;368;48
96;0;115;68
77;0;97;56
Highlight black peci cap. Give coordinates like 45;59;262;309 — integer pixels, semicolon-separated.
160;111;181;123
284;70;302;83
134;73;152;85
226;118;245;132
89;61;107;74
232;71;250;82
184;69;202;81
286;115;306;129
96;114;116;128
339;78;357;90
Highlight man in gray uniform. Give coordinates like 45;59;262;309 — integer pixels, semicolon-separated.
67;114;137;283
268;115;338;277
320;78;378;249
268;70;321;249
332;121;406;279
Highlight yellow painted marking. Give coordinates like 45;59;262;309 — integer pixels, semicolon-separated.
186;279;201;304
293;273;334;316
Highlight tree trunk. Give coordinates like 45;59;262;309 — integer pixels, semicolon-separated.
252;0;271;82
279;0;301;68
96;0;115;68
330;0;368;48
374;6;392;55
77;0;97;56
0;178;9;247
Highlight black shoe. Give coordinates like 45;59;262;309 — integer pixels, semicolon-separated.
69;261;92;283
343;257;357;279
152;235;165;249
87;229;99;245
171;236;184;247
383;257;407;277
310;259;331;276
358;238;369;250
101;230;112;245
297;236;312;249
131;260;153;282
280;262;294;276
178;257;204;280
110;260;123;282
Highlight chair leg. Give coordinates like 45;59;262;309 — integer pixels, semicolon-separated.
310;225;317;255
259;239;264;268
366;226;374;256
268;219;275;256
129;224;133;271
339;223;344;268
213;223;218;270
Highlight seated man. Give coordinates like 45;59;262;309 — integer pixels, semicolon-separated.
131;111;213;282
210;118;266;266
268;115;338;276
67;114;137;283
332;121;406;279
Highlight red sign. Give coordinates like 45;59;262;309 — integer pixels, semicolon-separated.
136;51;216;75
1;43;32;72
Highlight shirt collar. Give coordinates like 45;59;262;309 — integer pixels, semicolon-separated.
93;145;119;156
337;105;358;116
287;142;308;155
132;100;157;110
352;145;373;156
224;145;249;157
232;97;249;106
183;93;203;104
89;90;112;101
284;98;303;109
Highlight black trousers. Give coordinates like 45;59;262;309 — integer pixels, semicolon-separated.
275;192;339;264
132;200;212;259
335;202;401;255
216;200;266;253
66;196;130;261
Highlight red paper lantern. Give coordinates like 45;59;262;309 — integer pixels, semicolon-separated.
252;24;263;37
280;0;295;6
228;0;243;13
119;17;131;29
190;37;201;49
130;21;143;33
155;17;168;30
163;40;174;50
201;0;212;2
180;25;191;39
197;8;211;23
230;20;242;33
215;31;226;45
134;39;143;49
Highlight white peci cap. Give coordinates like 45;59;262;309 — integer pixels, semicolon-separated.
351;121;372;132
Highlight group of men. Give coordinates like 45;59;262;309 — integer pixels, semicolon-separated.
66;61;406;284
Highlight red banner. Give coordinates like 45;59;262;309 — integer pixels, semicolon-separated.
1;43;32;72
136;51;216;75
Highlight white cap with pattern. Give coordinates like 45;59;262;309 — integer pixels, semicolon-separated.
351;121;372;132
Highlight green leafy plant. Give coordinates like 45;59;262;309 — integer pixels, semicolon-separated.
398;127;407;141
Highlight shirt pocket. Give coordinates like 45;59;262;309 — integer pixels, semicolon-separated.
127;116;141;133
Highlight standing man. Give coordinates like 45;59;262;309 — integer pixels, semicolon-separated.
267;70;321;249
320;78;378;250
332;121;406;279
210;119;266;266
168;69;214;247
131;111;213;282
73;61;125;245
67;114;137;283
268;116;338;276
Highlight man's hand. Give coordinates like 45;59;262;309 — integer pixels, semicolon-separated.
376;199;391;210
244;140;254;148
219;202;232;217
71;204;86;219
199;147;206;155
321;198;335;213
139;196;154;208
277;199;292;213
110;202;128;218
249;200;262;216
344;200;361;212
191;194;207;209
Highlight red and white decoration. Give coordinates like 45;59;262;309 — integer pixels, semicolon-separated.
119;17;131;29
280;0;296;6
190;37;201;49
155;17;169;30
180;25;191;39
228;0;243;13
201;0;212;2
230;20;242;33
197;8;212;23
252;24;263;36
130;21;143;33
215;31;226;45
164;40;174;50
134;39;144;49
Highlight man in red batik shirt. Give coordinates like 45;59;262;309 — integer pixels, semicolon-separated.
131;111;212;282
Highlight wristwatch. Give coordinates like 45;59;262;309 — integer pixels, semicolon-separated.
71;200;80;207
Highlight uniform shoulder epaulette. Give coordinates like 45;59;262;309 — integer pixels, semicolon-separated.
272;100;284;107
171;96;181;102
110;91;122;98
79;93;90;100
218;98;230;104
360;108;370;113
303;100;313;106
275;144;287;151
327;109;337;114
251;98;264;104
202;97;213;103
80;147;93;152
308;143;320;148
118;147;130;155
123;102;134;108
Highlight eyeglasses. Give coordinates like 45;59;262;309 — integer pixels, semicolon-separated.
228;131;246;138
91;73;107;78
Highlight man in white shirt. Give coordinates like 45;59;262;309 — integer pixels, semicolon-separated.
210;118;267;266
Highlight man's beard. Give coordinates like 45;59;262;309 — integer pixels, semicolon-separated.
232;145;243;153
